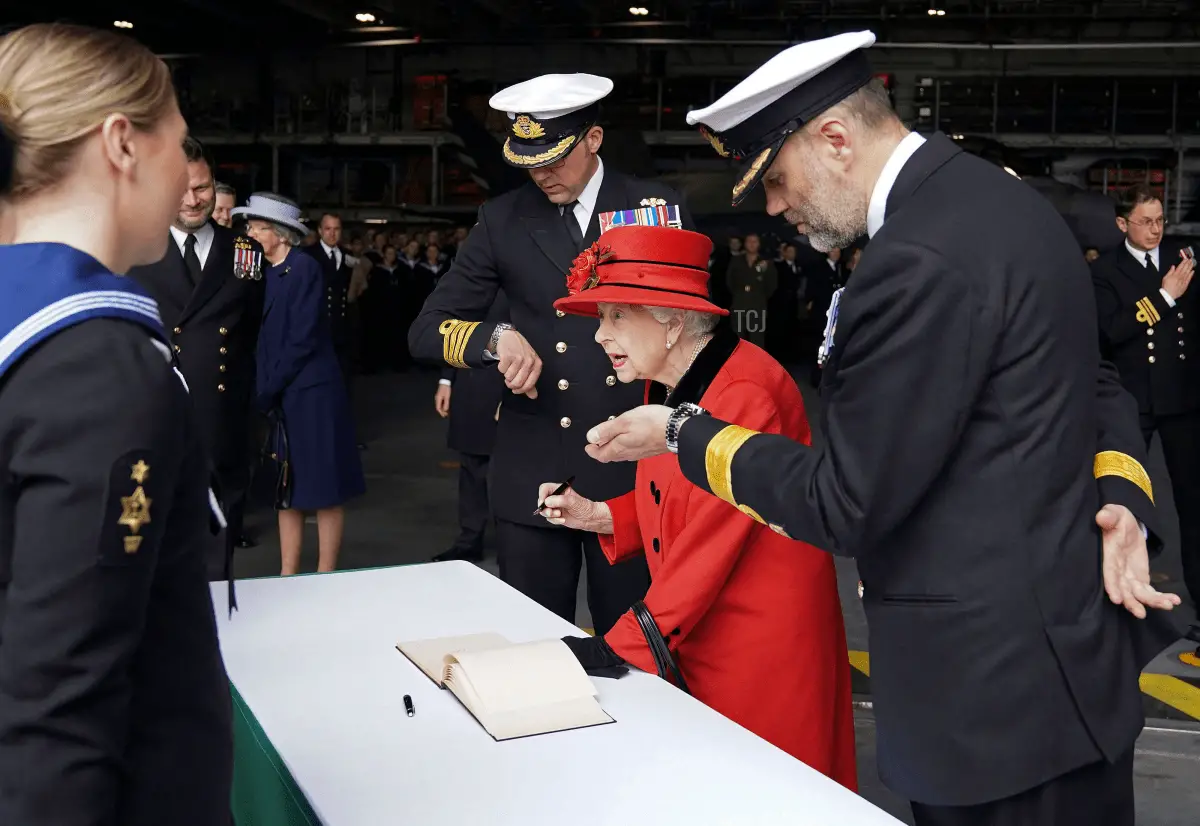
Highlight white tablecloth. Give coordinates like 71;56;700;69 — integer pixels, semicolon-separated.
213;561;901;825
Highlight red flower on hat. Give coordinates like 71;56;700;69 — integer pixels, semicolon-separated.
566;242;613;296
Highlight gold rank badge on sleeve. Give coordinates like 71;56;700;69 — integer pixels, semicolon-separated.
439;319;481;368
103;451;158;565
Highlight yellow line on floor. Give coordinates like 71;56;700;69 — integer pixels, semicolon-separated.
1140;673;1200;721
848;649;870;677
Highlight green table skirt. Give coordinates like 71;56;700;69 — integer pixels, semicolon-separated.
231;682;321;825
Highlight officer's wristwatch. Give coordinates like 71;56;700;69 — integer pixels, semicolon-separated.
485;322;514;361
666;402;709;454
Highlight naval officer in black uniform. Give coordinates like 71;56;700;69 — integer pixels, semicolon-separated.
303;212;355;396
583;31;1180;826
409;73;694;634
128;135;264;576
1091;182;1200;662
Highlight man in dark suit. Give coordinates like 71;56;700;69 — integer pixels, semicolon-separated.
128;136;264;577
434;294;511;562
584;32;1181;826
1092;183;1200;662
303;213;354;392
409;73;694;635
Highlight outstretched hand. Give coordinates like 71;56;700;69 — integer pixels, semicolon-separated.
1096;504;1180;618
585;405;674;463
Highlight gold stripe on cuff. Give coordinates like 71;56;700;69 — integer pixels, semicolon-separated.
704;424;759;508
438;319;481;369
1094;450;1154;504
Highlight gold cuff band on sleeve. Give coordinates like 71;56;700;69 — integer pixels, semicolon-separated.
1094;450;1154;504
704;424;758;508
1135;297;1161;326
439;319;481;369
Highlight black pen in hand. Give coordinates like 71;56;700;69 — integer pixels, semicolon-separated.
535;476;576;515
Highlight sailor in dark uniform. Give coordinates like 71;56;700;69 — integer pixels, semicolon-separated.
0;21;231;825
128;136;264;570
434;294;511;562
583;31;1181;826
1091;183;1200;664
408;73;695;634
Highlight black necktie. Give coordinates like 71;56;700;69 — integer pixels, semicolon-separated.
562;201;583;250
182;233;202;286
328;247;337;267
1145;252;1157;274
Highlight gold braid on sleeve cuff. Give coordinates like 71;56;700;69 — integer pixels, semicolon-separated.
439;319;481;369
1094;450;1154;504
702;424;789;533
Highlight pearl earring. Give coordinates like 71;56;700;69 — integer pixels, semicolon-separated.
666;340;673;350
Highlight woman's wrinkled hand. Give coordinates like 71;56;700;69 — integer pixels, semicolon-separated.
536;482;612;534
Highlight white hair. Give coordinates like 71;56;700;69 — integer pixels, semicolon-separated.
266;222;304;247
638;305;720;338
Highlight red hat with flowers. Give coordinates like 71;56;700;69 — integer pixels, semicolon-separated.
553;225;726;318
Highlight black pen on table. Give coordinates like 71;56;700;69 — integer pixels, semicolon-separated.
534;475;575;515
403;694;414;717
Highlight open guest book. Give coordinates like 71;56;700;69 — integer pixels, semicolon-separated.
396;633;614;741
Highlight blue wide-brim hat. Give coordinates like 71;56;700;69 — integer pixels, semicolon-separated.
230;192;309;236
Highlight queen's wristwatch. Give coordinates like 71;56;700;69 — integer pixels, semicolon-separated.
666;402;708;454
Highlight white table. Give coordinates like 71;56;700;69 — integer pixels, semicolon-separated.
213;561;901;825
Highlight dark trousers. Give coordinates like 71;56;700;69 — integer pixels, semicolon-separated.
451;453;490;556
493;518;651;636
1141;409;1200;608
911;750;1134;826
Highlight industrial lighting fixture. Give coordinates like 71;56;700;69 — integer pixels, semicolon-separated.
927;8;946;15
113;20;133;29
628;7;649;15
356;12;376;23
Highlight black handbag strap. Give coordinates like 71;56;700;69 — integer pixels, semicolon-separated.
631;600;690;695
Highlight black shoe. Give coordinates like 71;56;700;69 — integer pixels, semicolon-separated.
432;547;483;563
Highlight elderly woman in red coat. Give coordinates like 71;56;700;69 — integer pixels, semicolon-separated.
538;225;856;790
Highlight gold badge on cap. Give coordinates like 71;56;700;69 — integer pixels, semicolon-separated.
512;115;546;139
700;127;730;158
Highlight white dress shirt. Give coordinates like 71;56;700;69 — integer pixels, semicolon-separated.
1126;239;1175;307
169;223;215;269
320;240;343;270
866;132;928;239
560;156;605;237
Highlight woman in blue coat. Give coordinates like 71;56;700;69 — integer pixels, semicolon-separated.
234;193;365;575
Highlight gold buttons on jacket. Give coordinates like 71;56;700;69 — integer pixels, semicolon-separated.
173;344;181;353
1147;328;1154;335
560;417;571;428
558;379;569;390
556;309;565;318
219;364;227;372
1179;313;1185;320
218;384;226;392
1149;356;1156;364
219;327;228;336
555;341;567;353
173;326;182;334
1148;342;1155;350
606;375;616;386
1179;327;1185;334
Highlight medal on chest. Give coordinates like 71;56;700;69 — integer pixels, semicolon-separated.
817;287;844;366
